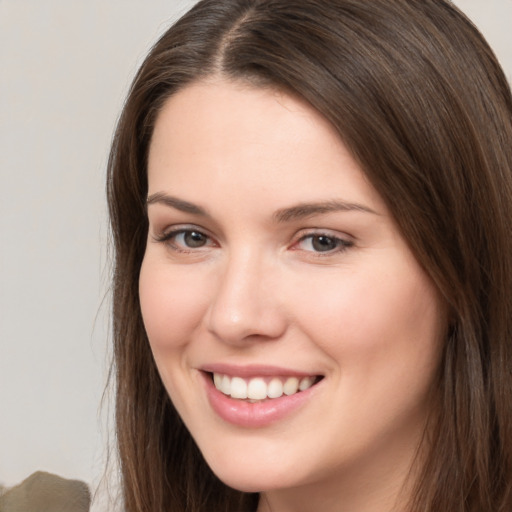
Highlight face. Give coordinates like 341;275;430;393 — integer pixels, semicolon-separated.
140;79;446;506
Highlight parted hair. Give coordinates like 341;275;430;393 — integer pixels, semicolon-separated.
107;1;512;510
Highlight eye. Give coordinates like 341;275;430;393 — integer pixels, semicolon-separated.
175;230;209;248
154;227;215;252
295;233;352;254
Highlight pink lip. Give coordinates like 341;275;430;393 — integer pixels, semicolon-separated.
201;363;319;378
200;369;322;428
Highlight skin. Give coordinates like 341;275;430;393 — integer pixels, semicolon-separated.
140;79;447;512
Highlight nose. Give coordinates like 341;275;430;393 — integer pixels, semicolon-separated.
204;250;287;345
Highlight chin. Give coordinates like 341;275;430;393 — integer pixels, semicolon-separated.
213;469;282;494
202;447;307;494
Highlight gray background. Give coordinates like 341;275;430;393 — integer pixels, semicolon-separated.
1;0;511;505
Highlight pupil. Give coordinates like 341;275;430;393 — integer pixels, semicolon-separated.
312;235;336;252
185;231;206;248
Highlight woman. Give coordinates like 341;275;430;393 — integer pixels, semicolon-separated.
107;0;512;510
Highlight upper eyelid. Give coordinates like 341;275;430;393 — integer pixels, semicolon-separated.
294;233;353;247
297;232;351;242
152;223;212;238
290;229;355;253
146;207;221;237
153;227;217;254
151;223;354;247
293;227;354;242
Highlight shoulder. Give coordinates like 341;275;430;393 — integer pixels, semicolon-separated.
0;471;90;512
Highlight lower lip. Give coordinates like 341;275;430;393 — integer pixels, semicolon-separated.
201;372;320;428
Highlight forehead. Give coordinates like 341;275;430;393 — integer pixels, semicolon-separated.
149;79;337;161
147;79;385;214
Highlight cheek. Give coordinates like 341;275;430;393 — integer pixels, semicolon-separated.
286;260;445;379
138;254;210;351
287;264;445;452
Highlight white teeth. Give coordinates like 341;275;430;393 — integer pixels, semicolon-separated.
247;378;267;400
283;377;299;396
267;378;284;399
230;377;248;399
220;374;231;395
299;376;315;391
212;373;317;400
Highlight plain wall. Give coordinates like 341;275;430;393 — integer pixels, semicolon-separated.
0;0;198;493
0;0;511;506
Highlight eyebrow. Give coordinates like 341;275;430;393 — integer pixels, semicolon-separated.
146;192;209;216
273;200;378;223
146;192;378;221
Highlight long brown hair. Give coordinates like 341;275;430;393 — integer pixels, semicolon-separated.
107;1;512;510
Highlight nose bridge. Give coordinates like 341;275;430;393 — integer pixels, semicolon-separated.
205;245;285;344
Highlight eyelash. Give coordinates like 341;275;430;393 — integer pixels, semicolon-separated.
153;227;216;253
153;227;353;255
293;232;354;255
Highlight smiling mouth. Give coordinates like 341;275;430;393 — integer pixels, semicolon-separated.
209;372;323;402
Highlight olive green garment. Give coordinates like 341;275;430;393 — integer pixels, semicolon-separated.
0;471;90;512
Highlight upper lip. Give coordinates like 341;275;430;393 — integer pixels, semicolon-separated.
200;363;322;378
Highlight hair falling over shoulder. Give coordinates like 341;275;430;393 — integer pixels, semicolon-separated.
106;1;512;510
